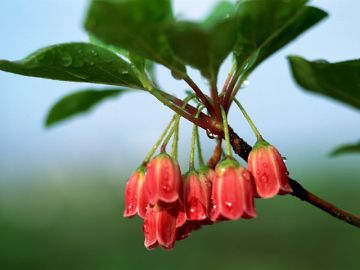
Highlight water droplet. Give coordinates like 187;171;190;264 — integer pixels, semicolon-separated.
90;50;98;56
206;129;216;139
282;157;287;163
241;80;250;88
143;222;149;234
225;201;232;209
60;55;73;67
261;175;268;183
119;69;129;75
190;208;195;213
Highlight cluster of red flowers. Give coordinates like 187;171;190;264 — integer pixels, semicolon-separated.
123;138;292;250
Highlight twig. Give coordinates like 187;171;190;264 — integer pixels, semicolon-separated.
227;126;360;228
184;75;215;116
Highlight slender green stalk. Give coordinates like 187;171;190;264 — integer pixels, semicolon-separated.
161;120;177;153
189;120;197;170
233;98;262;140
161;95;196;155
189;105;206;169
231;74;248;100
195;106;205;166
220;106;232;158
195;126;205;166
171;116;180;159
143;115;176;163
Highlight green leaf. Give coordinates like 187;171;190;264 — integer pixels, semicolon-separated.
45;88;128;127
85;0;186;76
288;56;360;110
330;141;360;157
202;1;235;27
89;34;158;85
89;34;128;57
0;43;143;88
165;16;238;81
234;0;328;75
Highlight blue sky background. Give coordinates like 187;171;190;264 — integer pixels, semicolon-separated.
0;0;359;184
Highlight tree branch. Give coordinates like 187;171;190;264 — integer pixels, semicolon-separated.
227;127;360;228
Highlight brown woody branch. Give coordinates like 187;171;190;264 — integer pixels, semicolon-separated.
227;127;360;228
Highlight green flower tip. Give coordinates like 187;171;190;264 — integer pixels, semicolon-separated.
217;157;240;170
136;165;147;175
253;137;270;150
183;170;198;180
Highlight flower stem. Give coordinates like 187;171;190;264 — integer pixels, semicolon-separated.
195;106;205;167
143;115;176;164
233;98;262;140
189;105;205;169
189;121;197;170
161;120;177;153
195;126;205;167
220;106;232;158
171;116;180;159
160;95;196;155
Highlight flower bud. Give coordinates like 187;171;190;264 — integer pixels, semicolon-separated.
248;139;292;198
144;153;182;204
183;170;209;221
210;158;256;221
123;167;148;219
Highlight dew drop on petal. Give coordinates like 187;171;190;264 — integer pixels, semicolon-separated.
162;185;170;192
224;201;232;210
260;175;268;183
143;221;149;234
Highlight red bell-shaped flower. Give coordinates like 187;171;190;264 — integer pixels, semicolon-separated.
210;158;256;221
123;166;148;219
248;139;292;198
143;203;178;250
144;153;182;204
183;170;209;221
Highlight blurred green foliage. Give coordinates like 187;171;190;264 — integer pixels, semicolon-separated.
0;172;359;270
